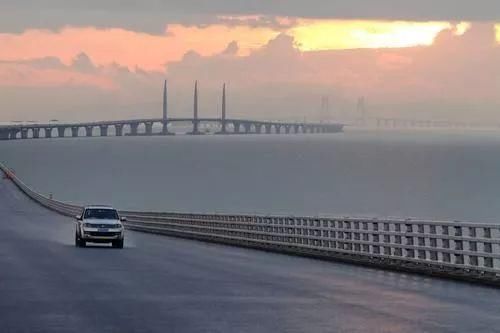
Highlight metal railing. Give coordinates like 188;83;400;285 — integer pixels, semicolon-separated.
2;161;500;285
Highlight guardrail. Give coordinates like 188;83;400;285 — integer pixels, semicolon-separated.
2;161;500;285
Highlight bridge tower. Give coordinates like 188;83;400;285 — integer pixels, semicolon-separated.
190;80;202;135
222;83;227;132
320;96;330;123
356;97;367;126
216;83;230;135
162;80;173;135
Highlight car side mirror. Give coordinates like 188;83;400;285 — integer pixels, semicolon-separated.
120;217;127;222
75;215;82;221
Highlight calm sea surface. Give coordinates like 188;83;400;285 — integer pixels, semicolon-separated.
2;129;500;223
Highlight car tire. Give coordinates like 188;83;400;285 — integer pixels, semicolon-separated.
75;231;86;247
113;239;124;249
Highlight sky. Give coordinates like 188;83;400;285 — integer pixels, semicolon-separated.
0;1;499;123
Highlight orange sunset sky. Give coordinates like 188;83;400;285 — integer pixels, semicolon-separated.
0;1;499;122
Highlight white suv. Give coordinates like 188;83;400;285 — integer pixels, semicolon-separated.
75;206;126;248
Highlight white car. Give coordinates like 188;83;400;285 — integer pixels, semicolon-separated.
75;206;126;248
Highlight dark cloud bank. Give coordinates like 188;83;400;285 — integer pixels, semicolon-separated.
1;0;500;33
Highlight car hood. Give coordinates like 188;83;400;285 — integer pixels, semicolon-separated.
84;219;121;225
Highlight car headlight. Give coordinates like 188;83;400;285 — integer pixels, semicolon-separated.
113;224;122;229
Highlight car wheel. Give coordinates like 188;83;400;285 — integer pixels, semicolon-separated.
113;239;124;249
75;231;86;247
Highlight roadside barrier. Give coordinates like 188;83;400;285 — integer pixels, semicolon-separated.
2;161;499;285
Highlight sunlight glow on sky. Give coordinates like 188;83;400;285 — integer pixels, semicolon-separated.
1;11;500;122
289;20;468;51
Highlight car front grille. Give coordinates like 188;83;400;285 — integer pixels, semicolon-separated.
87;231;121;237
89;224;120;229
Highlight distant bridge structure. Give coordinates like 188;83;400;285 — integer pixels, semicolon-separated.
0;81;343;140
375;117;485;129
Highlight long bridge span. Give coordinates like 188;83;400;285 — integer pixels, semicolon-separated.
0;117;343;140
0;82;343;140
1;163;500;332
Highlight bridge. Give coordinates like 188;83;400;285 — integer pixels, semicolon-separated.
0;81;343;140
375;117;490;130
1;163;500;332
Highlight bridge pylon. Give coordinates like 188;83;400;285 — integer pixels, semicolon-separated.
162;79;174;136
216;83;228;135
189;80;203;135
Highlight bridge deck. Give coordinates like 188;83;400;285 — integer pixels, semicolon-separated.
1;178;500;332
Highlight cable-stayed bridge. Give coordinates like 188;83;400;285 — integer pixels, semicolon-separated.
0;81;344;140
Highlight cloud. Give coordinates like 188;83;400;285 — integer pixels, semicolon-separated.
0;55;116;90
0;54;165;121
164;23;500;121
0;25;278;71
1;1;500;33
0;22;499;124
221;41;239;56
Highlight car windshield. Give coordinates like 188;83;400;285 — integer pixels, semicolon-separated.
84;209;118;220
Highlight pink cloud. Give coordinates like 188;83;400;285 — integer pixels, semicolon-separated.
163;23;500;121
0;61;116;90
0;23;498;123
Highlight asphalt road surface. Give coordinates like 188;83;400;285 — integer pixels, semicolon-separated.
1;178;500;333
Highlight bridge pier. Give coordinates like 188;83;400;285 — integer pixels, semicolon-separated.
219;120;227;134
255;124;262;134
32;128;39;139
85;126;93;137
0;129;9;140
115;124;123;136
71;127;79;137
130;123;139;136
57;127;65;138
243;123;251;134
161;122;174;136
190;120;202;135
21;128;28;139
233;122;240;134
99;125;108;137
145;122;153;136
265;124;272;134
45;128;52;139
275;125;282;134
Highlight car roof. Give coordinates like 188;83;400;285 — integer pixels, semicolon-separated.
84;205;116;210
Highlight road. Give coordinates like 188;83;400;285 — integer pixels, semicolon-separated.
1;178;500;333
